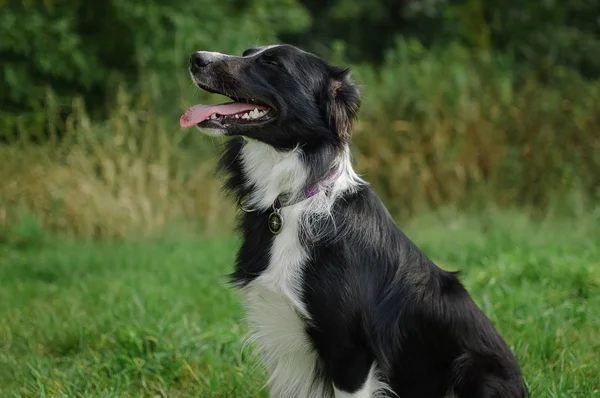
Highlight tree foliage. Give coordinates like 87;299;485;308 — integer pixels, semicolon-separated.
0;0;309;122
286;0;600;78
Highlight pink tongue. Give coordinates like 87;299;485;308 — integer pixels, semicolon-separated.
180;102;269;128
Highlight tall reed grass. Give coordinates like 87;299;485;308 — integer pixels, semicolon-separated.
0;85;230;239
1;41;598;238
351;40;600;218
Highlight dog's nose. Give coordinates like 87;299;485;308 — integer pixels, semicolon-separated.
190;52;212;69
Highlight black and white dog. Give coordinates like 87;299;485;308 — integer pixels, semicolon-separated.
180;44;526;398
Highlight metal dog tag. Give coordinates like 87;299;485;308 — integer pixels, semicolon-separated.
268;206;283;234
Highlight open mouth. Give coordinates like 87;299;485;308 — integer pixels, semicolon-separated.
180;97;275;130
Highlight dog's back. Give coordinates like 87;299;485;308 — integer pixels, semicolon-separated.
301;184;526;397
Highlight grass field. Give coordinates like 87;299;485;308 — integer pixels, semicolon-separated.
0;210;598;397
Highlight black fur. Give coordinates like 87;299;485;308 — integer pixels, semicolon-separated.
190;44;526;397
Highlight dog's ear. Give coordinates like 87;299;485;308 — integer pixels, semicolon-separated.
325;67;361;142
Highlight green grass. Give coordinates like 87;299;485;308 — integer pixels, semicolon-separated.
0;210;599;397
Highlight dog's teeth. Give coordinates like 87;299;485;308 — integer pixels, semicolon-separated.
237;109;268;120
210;114;217;120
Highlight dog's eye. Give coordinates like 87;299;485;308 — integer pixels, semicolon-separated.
261;53;281;67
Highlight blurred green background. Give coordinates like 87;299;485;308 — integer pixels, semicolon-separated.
1;0;599;236
1;1;600;397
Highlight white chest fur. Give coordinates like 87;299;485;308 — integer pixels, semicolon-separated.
237;139;373;398
242;204;331;398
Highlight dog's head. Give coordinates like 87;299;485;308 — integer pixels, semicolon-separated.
180;45;360;149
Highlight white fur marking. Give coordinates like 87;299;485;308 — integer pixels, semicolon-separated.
239;140;371;398
193;50;235;60
333;364;393;398
246;45;281;57
240;140;308;211
241;140;326;397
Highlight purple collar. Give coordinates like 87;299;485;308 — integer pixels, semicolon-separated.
273;170;338;210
